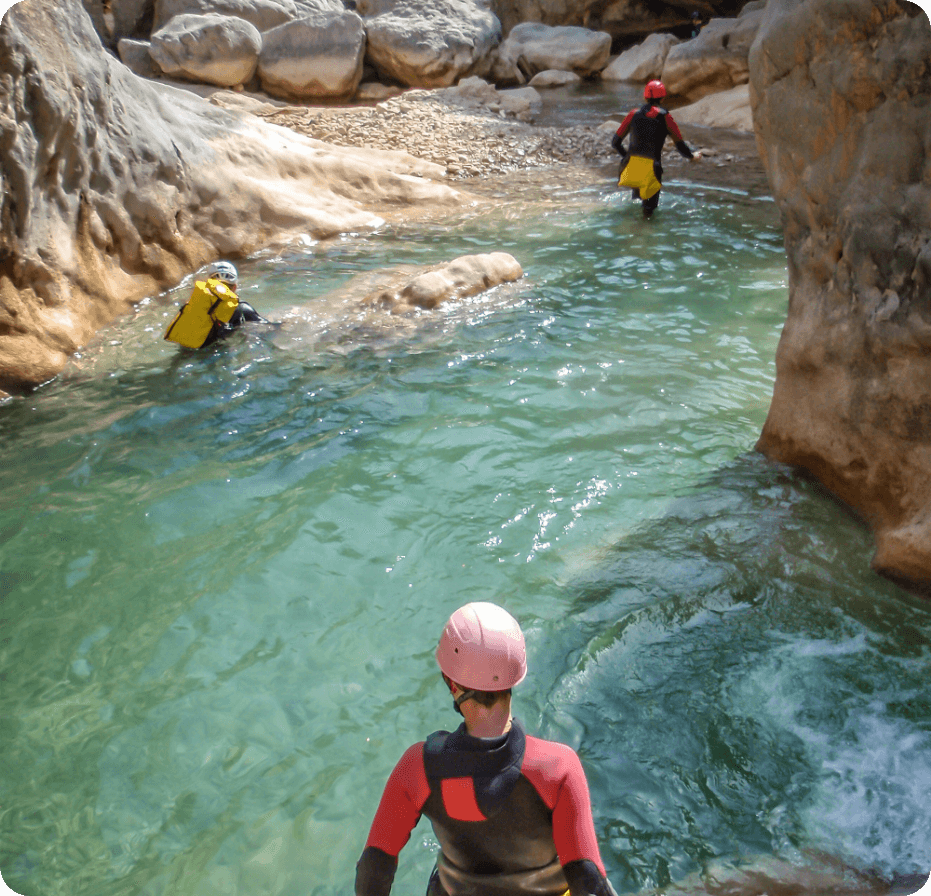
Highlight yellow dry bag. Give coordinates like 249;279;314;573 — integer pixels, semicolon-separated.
618;155;662;201
163;279;240;349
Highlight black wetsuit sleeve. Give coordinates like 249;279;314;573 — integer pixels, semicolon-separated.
237;301;266;323
611;132;627;157
355;846;398;896
563;858;618;896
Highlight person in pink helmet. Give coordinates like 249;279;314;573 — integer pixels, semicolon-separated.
611;79;701;218
355;602;618;896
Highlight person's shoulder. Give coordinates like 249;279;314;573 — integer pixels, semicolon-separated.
524;733;582;769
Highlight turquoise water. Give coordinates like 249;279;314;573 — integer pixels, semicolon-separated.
2;166;930;896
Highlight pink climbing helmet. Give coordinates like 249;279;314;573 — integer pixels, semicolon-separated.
436;602;527;691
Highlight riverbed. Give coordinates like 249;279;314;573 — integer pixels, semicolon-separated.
1;87;929;896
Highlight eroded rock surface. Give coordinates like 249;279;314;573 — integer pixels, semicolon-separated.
750;0;931;587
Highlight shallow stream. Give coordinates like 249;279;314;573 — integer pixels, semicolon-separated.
2;92;930;896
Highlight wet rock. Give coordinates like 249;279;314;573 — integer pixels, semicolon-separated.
495;22;611;83
601;32;679;83
365;252;523;309
662;1;764;100
750;0;931;588
360;0;501;89
149;14;263;87
257;11;365;99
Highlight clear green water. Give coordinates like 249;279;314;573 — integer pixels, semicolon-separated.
2;168;930;896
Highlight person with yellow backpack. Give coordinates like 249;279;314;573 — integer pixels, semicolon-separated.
612;80;702;218
163;261;267;349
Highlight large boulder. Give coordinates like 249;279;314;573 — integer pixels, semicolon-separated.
149;14;263;87
601;32;679;82
360;0;501;89
673;83;752;131
258;11;365;98
662;1;765;100
749;0;931;587
495;22;611;83
0;0;461;395
152;0;297;33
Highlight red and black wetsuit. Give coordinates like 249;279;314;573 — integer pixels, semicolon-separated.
612;103;694;212
356;719;615;896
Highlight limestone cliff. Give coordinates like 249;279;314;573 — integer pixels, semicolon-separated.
0;0;458;395
749;0;931;588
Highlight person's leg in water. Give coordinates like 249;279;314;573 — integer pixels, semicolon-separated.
642;189;660;218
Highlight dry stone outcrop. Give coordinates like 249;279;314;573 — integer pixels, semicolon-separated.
749;0;931;587
662;0;765;100
360;0;501;88
601;32;679;83
257;10;365;99
149;13;262;87
491;0;741;45
152;0;297;32
494;22;611;84
0;0;461;395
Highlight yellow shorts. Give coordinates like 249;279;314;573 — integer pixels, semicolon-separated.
618;155;662;201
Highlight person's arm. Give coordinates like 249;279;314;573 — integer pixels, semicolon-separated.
522;738;617;896
237;301;267;323
355;743;430;896
612;109;636;156
665;114;699;160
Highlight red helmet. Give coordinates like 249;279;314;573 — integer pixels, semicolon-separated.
645;80;666;100
436;602;527;691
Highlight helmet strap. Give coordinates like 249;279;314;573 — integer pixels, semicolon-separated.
453;689;478;715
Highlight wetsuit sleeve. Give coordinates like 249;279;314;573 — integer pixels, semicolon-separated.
355;742;430;896
613;109;635;155
665;114;694;159
237;301;266;323
522;737;615;896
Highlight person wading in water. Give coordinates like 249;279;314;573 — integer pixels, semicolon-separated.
612;79;702;218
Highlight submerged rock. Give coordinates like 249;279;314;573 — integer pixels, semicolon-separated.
365;252;524;310
750;0;931;588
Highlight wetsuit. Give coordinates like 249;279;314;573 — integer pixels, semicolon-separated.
202;301;265;347
612;103;695;215
356;719;616;896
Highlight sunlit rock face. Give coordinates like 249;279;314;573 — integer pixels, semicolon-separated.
0;0;460;395
749;0;931;588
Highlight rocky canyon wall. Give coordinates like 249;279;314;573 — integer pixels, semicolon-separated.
749;0;931;588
